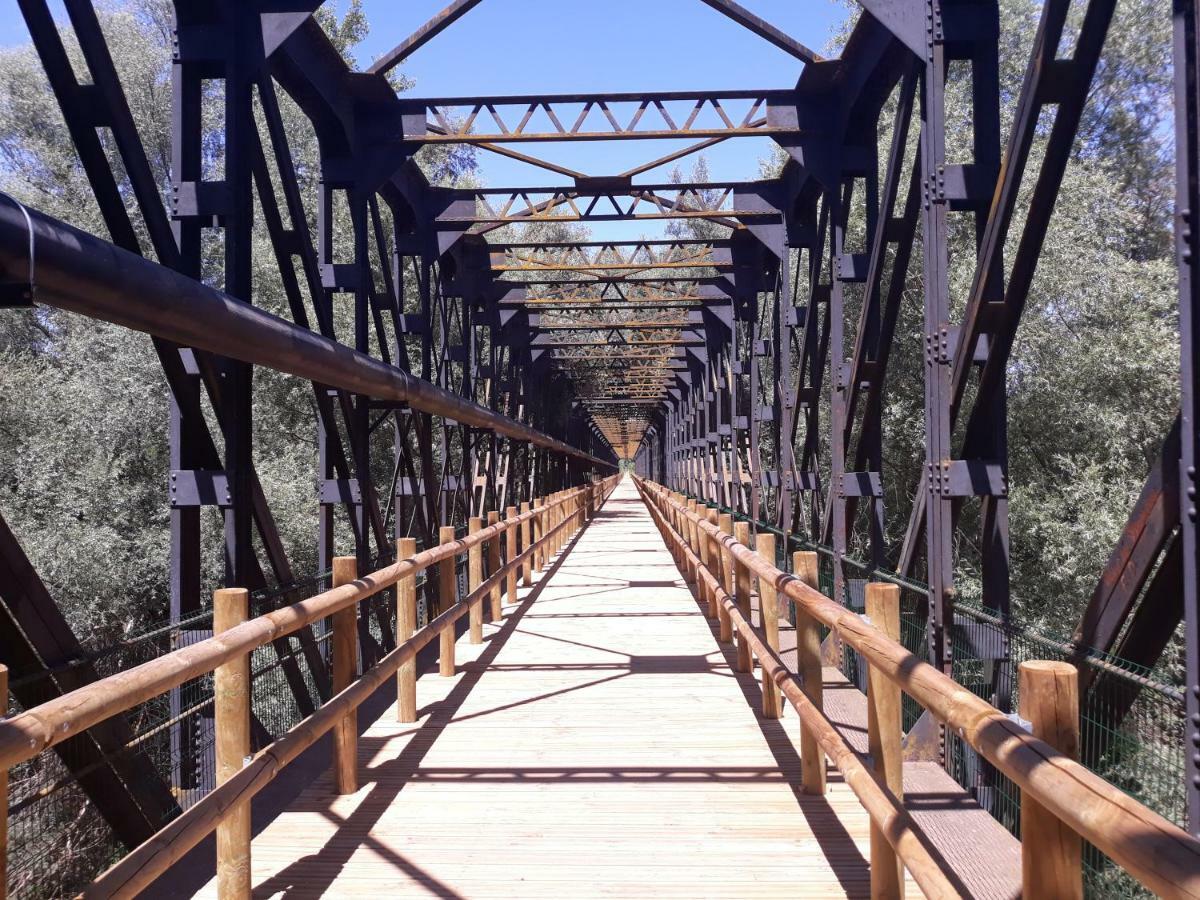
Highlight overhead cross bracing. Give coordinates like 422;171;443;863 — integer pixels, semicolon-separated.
405;89;795;143
490;231;738;456
490;241;733;273
442;181;777;228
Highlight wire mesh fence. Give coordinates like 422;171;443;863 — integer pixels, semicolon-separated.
4;545;465;900
686;494;1182;899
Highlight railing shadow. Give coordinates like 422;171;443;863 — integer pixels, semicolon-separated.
654;522;875;896
239;519;596;899
167;485;881;898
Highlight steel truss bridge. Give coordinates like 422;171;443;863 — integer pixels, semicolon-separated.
0;0;1199;897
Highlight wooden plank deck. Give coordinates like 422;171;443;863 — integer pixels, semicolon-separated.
194;478;922;898
760;592;1022;898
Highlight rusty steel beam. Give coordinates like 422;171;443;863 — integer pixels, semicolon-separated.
696;0;821;62
495;260;731;272
426;121;589;179
1074;418;1180;664
520;301;710;310
494;239;732;250
531;321;697;330
583;399;666;405
461;183;759;234
509;275;727;287
401;89;801;144
620;121;766;177
368;0;487;75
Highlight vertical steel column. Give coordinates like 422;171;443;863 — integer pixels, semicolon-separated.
829;177;851;613
773;249;797;532
167;21;203;773
219;7;255;590
350;189;377;663
1174;0;1200;834
919;20;955;679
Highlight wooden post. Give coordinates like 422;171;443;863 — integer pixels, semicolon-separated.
396;537;418;723
697;507;715;618
672;496;681;566
668;495;679;558
691;496;700;588
467;517;484;641
794;550;825;794
333;561;360;792
488;510;503;620
214;587;251;898
733;521;753;673
1020;661;1082;900
667;494;679;565
550;494;560;557
674;495;686;567
506;506;519;608
330;558;359;796
520;501;533;586
705;509;720;619
438;525;457;677
716;513;734;643
756;533;783;719
690;503;704;598
550;493;556;554
865;582;903;899
534;497;545;571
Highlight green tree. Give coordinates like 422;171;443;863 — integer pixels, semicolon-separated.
755;0;1178;633
0;0;477;642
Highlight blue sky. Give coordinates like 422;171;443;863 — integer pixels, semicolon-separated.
0;0;848;237
337;0;847;187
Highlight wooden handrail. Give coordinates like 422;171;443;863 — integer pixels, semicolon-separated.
77;476;618;896
637;480;961;900
0;484;609;774
636;477;1200;899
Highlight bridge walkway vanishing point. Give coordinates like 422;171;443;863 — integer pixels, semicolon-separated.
195;478;921;898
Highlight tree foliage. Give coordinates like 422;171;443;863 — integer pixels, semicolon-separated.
0;1;477;643
754;0;1179;635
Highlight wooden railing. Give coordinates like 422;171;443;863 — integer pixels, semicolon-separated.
636;477;1200;900
0;476;618;899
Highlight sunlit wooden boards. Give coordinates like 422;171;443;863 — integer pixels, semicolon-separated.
192;480;922;899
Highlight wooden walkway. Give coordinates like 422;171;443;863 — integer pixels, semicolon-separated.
196;478;921;898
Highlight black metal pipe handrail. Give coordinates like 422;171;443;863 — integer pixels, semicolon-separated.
0;203;616;471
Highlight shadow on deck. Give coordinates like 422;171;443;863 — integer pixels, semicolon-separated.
177;481;924;899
